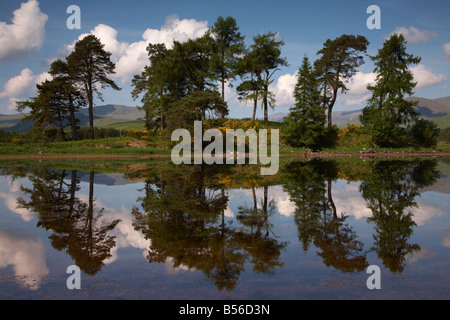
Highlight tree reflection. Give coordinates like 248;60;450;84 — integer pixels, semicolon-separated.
17;169;120;275
236;186;286;275
283;159;368;273
360;159;440;274
132;164;286;291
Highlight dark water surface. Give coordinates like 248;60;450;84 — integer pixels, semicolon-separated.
0;157;449;300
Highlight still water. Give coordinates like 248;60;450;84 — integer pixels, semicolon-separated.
0;158;449;300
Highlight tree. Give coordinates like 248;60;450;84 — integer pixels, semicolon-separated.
166;90;228;132
132;43;168;131
249;32;288;121
235;47;273;121
17;78;83;142
210;16;245;105
283;56;326;149
360;34;421;146
67;35;121;139
49;59;85;140
314;34;369;128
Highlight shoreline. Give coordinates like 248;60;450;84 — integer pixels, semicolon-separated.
0;150;449;160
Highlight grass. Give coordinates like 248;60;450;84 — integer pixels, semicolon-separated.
1;120;449;158
0;136;172;156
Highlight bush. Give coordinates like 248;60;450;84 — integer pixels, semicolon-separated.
438;127;450;143
410;119;440;148
126;129;149;140
78;127;125;140
0;129;28;144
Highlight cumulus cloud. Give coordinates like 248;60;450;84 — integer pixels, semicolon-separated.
338;64;446;107
389;26;439;44
342;71;376;107
443;43;450;60
0;0;48;61
411;64;448;89
44;14;210;83
0;68;51;113
269;71;297;108
115;14;209;81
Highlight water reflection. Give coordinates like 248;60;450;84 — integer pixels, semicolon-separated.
0;158;446;297
283;159;368;272
16;168;121;275
360;160;440;273
131;165;287;291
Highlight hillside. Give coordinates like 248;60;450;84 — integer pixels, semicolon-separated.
270;96;450;128
1;97;449;132
1;104;146;133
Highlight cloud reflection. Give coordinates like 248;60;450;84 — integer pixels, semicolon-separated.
0;229;49;290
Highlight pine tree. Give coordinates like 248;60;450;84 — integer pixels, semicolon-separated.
67;35;121;139
314;34;369;128
283;56;326;149
360;34;426;147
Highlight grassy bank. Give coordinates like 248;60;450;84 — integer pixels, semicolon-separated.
1;120;449;159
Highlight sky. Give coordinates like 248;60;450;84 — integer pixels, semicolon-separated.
0;0;449;119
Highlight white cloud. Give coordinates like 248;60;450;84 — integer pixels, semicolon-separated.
143;14;209;46
411;64;448;89
389;26;438;44
0;0;48;61
269;71;298;108
0;178;34;221
0;68;51;113
0;230;49;290
44;15;210;83
441;230;450;248
342;71;376;107
115;14;209;82
338;64;446;108
333;182;373;220
443;43;450;60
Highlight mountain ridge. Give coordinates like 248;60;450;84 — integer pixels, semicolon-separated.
1;96;449;132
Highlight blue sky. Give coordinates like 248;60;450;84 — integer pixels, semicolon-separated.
1;0;449;118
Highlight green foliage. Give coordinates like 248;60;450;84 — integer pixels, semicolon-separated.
210;16;246;103
438;127;450;143
314;34;369;127
247;32;288;121
361;34;423;147
410;119;440;148
165;90;227;133
283;56;326;149
67;34;121;139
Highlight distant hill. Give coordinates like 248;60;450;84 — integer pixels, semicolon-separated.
406;97;450;117
433;96;450;106
2;97;449;133
1;104;146;133
270;96;450;129
77;104;145;120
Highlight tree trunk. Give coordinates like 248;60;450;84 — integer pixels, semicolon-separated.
263;84;268;121
327;179;337;219
327;88;338;128
252;97;257;121
160;107;164;131
87;82;94;140
69;96;77;141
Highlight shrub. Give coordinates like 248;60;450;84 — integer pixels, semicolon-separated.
438;127;450;143
410;119;440;148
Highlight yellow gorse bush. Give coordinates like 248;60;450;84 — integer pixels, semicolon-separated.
127;129;149;140
338;124;360;137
